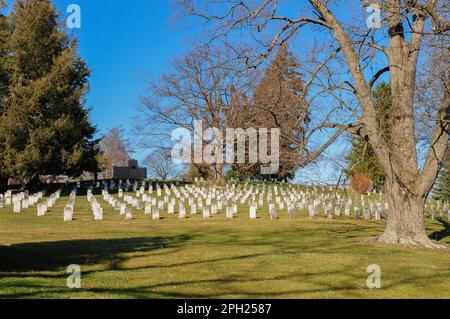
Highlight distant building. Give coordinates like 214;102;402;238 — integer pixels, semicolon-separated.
113;159;147;179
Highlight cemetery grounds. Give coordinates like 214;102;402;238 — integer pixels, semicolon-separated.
0;183;449;299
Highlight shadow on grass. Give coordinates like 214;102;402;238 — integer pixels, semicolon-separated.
1;224;448;299
0;235;191;273
3;265;449;299
0;263;368;299
429;218;450;242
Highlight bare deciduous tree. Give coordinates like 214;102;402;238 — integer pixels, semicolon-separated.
137;43;352;182
99;127;131;179
175;0;449;248
136;45;257;180
145;149;179;180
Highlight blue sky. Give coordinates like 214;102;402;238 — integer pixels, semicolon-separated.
2;0;377;183
4;0;195;161
57;0;191;141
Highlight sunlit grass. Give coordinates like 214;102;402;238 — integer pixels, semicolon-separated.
0;192;449;299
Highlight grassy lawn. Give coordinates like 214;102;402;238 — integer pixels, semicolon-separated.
0;192;449;299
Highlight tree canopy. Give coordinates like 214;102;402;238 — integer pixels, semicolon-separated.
0;0;99;183
172;0;449;248
237;45;310;181
346;82;392;190
433;148;450;202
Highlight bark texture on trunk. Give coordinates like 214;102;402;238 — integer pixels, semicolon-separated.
379;179;445;248
311;1;449;249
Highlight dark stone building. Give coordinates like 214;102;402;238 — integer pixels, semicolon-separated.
113;159;147;179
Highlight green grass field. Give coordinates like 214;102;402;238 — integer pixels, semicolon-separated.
0;192;449;299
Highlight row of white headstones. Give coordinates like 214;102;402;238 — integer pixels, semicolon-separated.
1;183;448;222
0;190;61;215
70;183;429;222
63;190;77;221
86;178;450;214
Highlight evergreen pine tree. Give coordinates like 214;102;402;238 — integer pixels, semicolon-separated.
0;1;10;190
433;148;450;201
346;82;392;190
0;0;98;181
0;0;9;109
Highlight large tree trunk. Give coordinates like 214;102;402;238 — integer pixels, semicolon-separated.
214;163;225;181
379;179;444;248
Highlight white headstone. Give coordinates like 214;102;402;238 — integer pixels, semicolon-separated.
94;207;103;220
179;206;186;219
203;207;210;218
152;207;160;220
269;203;276;220
13;200;21;213
145;203;152;215
64;207;73;222
120;203;127;215
226;206;234;219
308;204;315;219
249;205;257;219
125;208;132;220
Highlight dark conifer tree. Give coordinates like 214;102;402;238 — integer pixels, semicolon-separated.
346;82;392;190
0;0;99;182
